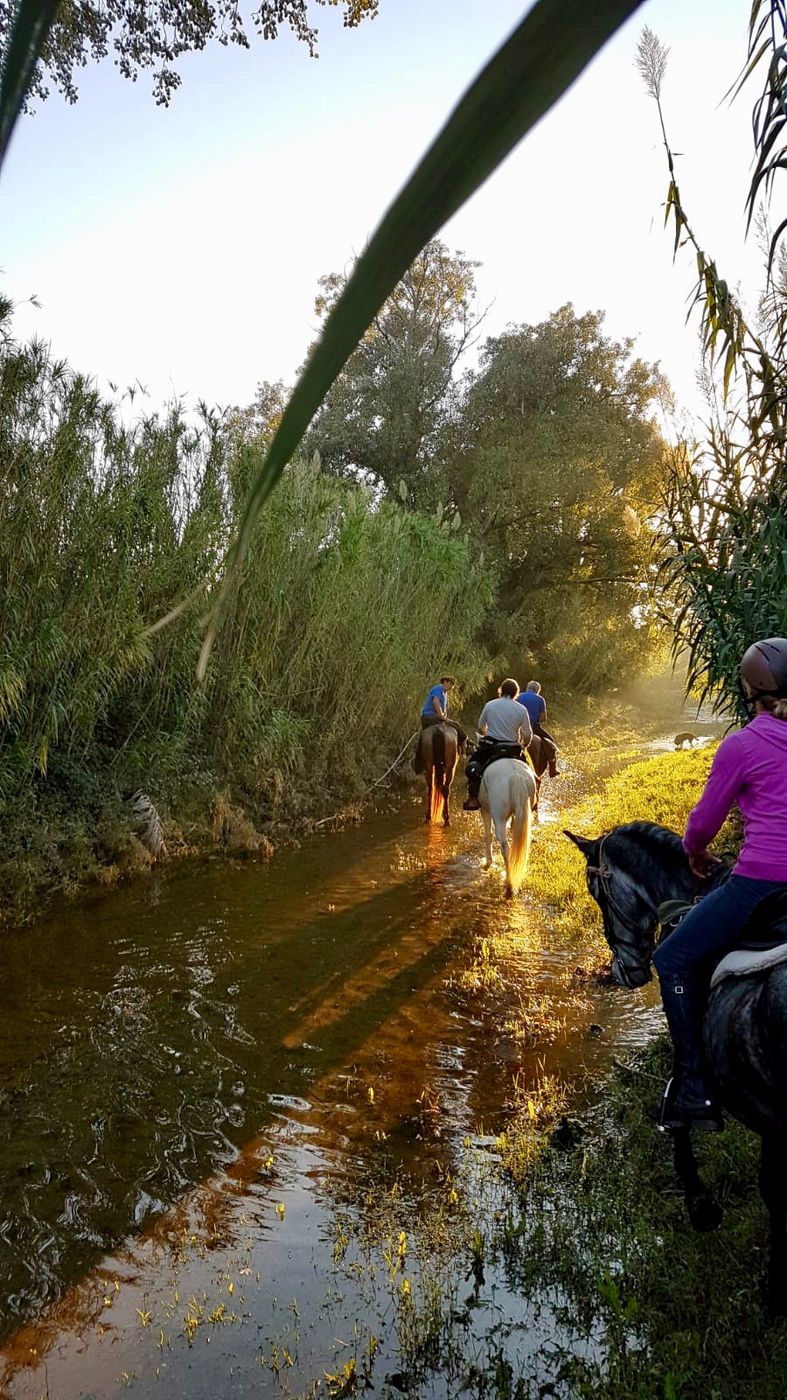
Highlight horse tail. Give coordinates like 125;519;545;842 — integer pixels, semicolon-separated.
429;725;446;823
507;775;532;892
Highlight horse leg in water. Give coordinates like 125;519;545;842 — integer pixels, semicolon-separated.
425;766;435;824
760;1133;787;1315
533;774;542;815
671;1127;722;1233
493;812;511;891
482;807;493;867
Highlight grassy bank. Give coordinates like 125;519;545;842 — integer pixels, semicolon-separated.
506;749;785;1398
0;313;493;923
481;746;784;1398
527;742;716;962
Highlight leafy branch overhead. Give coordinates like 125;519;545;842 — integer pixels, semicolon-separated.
0;0;379;107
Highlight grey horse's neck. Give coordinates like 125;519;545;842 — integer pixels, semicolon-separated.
606;821;695;907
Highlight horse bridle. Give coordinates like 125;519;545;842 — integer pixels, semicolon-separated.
586;833;654;945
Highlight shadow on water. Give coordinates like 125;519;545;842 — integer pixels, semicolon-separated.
0;748;669;1397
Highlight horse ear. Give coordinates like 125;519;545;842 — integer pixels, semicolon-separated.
563;829;597;859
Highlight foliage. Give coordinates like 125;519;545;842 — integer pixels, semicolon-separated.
1;1;648;694
0;303;492;883
638;22;787;718
0;0;379;107
191;0;647;669
739;1;787;266
659;434;787;720
254;282;670;699
448;305;669;692
513;1035;787;1398
306;240;483;509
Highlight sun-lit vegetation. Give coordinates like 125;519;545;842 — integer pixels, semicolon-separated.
303;252;670;692
636;25;787;718
0;0;786;1395
527;745;715;954
0;299;493;913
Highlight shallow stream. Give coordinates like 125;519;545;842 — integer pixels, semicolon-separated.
0;731;712;1397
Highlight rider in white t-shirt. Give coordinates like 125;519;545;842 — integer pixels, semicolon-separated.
463;679;532;811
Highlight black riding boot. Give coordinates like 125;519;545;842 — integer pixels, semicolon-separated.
658;973;723;1132
463;762;482;811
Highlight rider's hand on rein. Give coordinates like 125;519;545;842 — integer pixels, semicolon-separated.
688;849;723;881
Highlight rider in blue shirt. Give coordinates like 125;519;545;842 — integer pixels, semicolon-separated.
415;676;467;770
422;682;450;722
518;681;559;776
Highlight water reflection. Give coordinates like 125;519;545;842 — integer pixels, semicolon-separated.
0;766;663;1396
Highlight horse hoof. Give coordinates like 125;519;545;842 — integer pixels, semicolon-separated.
504;886;514;900
688;1194;722;1232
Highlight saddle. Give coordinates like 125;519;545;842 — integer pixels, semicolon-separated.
711;890;787;988
475;738;525;769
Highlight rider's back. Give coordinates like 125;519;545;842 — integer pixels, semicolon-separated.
686;713;787;881
479;696;532;745
517;689;545;726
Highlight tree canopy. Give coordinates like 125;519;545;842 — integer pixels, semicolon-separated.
299;256;670;696
449;306;668;690
1;0;379;107
305;240;483;509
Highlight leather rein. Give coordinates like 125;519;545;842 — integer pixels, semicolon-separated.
586;833;654;944
587;832;712;952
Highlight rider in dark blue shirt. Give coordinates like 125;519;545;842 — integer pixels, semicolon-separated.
517;681;559;776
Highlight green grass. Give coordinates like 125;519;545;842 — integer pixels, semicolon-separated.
511;1036;787;1399
526;746;716;967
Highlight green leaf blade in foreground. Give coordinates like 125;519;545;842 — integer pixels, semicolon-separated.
227;0;647;579
0;0;59;169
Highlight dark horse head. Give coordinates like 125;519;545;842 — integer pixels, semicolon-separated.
564;822;694;988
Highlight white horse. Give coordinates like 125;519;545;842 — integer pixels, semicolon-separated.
479;758;536;897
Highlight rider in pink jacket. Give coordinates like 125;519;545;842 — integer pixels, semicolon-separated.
654;638;787;1131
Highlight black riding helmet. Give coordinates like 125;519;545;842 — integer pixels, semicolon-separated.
740;638;787;703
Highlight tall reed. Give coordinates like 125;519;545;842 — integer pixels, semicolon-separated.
0;307;493;810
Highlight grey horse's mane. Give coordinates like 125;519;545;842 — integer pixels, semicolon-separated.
605;821;688;877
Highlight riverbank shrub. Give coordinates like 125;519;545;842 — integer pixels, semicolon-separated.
0;306;493;917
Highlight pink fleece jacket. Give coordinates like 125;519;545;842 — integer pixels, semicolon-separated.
683;712;787;881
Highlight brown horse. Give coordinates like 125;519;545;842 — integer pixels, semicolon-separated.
419;723;460;825
527;735;550;813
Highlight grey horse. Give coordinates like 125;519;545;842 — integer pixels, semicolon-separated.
566;820;787;1314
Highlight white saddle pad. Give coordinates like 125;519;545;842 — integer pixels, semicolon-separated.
711;942;787;988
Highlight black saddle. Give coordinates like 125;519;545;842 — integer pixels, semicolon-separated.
476;739;524;767
740;889;787;951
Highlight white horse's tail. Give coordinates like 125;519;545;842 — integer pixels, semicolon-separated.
507;776;532;893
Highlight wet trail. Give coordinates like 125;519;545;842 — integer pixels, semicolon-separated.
0;739;688;1397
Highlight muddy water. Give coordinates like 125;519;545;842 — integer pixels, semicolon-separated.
0;742;694;1398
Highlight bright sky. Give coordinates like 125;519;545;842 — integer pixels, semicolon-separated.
0;0;759;420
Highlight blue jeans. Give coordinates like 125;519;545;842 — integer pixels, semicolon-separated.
654;874;787;988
